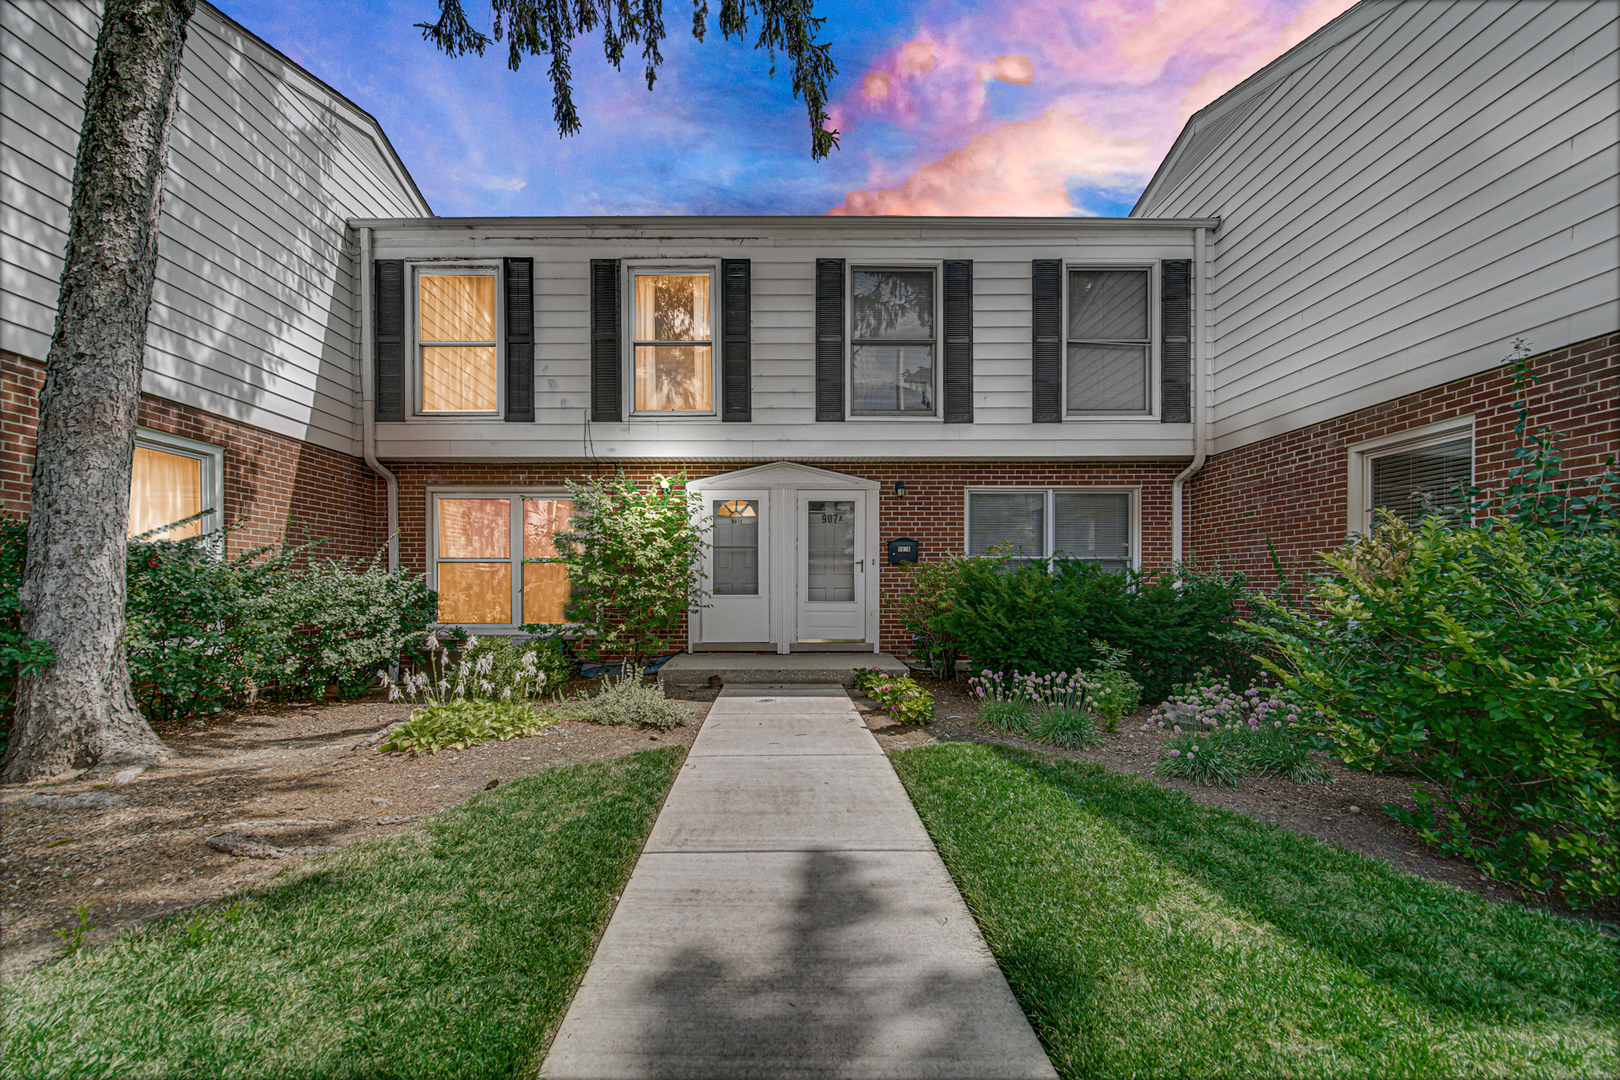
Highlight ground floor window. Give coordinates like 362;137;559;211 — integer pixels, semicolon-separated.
966;489;1133;571
128;429;223;542
1348;419;1474;532
431;492;572;627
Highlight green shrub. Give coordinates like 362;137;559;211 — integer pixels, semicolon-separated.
380;698;554;755
1148;679;1330;787
884;557;968;679
1251;516;1619;907
1035;706;1099;749
1086;641;1143;729
851;668;934;725
942;554;1252;701
0;520;57;739
566;672;687;730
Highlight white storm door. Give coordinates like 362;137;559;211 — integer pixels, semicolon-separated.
797;491;866;642
702;492;770;643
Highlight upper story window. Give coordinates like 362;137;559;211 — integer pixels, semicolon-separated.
634;271;714;414
967;489;1133;572
128;429;223;543
1068;268;1150;415
419;270;498;413
852;267;935;415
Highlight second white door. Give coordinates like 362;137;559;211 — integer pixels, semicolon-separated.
796;490;865;643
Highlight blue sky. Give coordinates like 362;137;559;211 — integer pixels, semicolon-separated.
213;0;1356;217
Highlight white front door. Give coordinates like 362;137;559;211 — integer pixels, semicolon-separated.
700;491;770;644
796;491;865;643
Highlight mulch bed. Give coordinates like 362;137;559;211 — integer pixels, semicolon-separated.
859;674;1617;930
0;681;714;977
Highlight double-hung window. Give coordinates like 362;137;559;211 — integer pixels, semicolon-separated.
419;269;498;413
1068;268;1151;414
633;270;714;413
967;489;1133;571
128;429;223;543
431;493;573;627
852;267;935;415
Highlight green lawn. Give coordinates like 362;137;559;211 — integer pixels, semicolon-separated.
1;748;684;1080
891;742;1619;1080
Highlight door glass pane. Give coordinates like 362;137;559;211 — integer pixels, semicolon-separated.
437;562;511;623
439;498;510;558
1067;343;1147;412
130;446;203;540
806;500;855;603
968;493;1045;558
712;499;759;596
1053;492;1130;570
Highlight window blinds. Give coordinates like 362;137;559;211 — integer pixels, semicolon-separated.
1053;492;1130;568
1370;437;1472;526
968;492;1046;557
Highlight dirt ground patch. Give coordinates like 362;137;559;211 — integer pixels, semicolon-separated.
1;684;711;977
858;675;1614;928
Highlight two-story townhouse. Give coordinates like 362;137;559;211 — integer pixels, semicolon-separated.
2;0;429;562
1132;0;1619;585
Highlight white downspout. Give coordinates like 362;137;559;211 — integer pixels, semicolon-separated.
357;226;399;571
1171;225;1213;566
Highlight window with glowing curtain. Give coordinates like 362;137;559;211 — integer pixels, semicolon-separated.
420;272;498;413
633;273;713;412
128;446;204;540
433;494;572;626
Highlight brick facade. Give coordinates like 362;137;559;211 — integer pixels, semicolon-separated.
1185;332;1620;589
388;458;1186;654
1;350;385;563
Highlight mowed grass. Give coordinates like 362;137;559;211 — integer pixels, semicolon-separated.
891;743;1619;1080
1;748;684;1080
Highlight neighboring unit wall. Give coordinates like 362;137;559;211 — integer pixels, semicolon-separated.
2;351;386;560
386;458;1184;653
1136;0;1619;455
2;0;429;457
1184;333;1619;588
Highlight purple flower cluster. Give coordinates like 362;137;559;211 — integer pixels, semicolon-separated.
1144;680;1325;734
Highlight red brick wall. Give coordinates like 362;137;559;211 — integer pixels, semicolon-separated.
388;459;1187;654
1185;332;1620;589
2;350;385;563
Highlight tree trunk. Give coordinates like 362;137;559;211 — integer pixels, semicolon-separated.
2;0;196;783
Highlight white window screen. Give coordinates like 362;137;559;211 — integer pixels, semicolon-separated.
852;269;935;414
1371;438;1471;526
968;493;1045;559
1068;269;1148;413
1053;492;1130;570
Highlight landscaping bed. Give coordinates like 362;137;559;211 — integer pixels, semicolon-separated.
0;686;710;976
857;677;1586;915
891;742;1619;1079
0;749;685;1079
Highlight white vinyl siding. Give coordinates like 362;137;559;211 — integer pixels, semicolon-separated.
1135;0;1619;454
2;0;428;456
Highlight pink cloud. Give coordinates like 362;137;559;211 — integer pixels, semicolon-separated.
828;110;1150;217
824;0;1358;215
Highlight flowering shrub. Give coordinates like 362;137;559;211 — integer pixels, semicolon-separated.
1146;679;1330;786
884;556;970;679
852;668;934;725
968;667;1107;748
379;631;550;706
380;698;554;756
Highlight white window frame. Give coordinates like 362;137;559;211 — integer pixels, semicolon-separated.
132;427;224;548
412;262;503;417
847;260;944;421
963;487;1140;571
427;488;574;632
1063;262;1157;420
1346;416;1475;536
626;261;720;418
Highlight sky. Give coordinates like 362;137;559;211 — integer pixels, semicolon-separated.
212;0;1359;217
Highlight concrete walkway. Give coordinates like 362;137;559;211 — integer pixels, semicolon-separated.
541;686;1056;1080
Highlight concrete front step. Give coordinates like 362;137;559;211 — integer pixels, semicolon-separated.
659;652;908;688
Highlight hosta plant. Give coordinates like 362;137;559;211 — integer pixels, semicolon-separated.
852;669;934;725
380;698;554;756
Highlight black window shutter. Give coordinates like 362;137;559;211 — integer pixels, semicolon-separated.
1031;259;1062;423
815;258;845;422
590;259;621;423
504;257;534;422
1161;259;1192;424
943;260;974;423
721;259;751;422
373;259;406;422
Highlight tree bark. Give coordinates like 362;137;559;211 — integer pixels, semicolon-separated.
2;0;196;783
